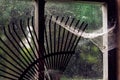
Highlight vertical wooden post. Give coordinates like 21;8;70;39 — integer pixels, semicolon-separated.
35;0;45;79
117;0;120;80
102;3;108;80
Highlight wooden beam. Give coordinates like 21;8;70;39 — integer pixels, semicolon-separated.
77;0;107;2
46;0;107;2
117;0;120;79
102;4;108;80
35;0;45;79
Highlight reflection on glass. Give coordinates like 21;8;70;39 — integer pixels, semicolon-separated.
45;2;103;80
0;0;34;80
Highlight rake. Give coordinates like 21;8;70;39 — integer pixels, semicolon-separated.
0;15;87;80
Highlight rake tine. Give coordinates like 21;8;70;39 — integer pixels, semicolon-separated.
56;16;64;69
53;16;59;69
64;20;80;67
25;70;38;80
44;20;52;69
59;16;69;69
28;18;42;74
12;23;34;63
23;67;38;80
74;20;80;30
43;15;48;56
12;22;38;77
44;26;50;68
62;53;73;72
70;18;75;27
6;25;29;68
44;37;50;68
64;19;81;51
63;22;88;72
78;22;85;32
11;33;37;79
62;51;74;71
62;24;88;73
60;16;69;52
27;17;39;57
0;68;19;78
19;59;39;79
31;16;39;44
0;62;21;75
24;64;42;80
72;24;88;51
49;15;53;54
20;73;34;80
20;20;37;72
0;74;17;80
61;18;75;71
68;21;85;51
20;19;37;60
0;53;23;73
23;76;34;80
57;16;64;52
63;18;75;51
54;16;59;53
0;45;34;79
48;15;53;69
26;69;38;80
0;40;24;72
30;68;39;80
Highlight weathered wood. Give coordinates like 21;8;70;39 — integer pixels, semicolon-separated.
46;0;107;2
102;4;108;80
117;0;120;79
35;0;45;79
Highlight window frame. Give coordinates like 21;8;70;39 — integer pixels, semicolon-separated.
35;0;117;79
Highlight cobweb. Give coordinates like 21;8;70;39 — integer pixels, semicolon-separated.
51;16;117;52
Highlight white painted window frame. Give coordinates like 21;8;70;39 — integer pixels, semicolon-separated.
102;3;108;80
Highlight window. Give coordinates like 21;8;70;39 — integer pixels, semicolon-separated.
0;0;117;80
45;1;108;80
0;0;35;80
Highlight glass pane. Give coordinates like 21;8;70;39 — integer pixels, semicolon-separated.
0;0;35;80
0;0;34;26
45;2;103;80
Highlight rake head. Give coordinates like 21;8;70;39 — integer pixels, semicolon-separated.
0;16;87;80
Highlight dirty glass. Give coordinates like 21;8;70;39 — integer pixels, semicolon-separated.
0;0;35;80
0;0;112;80
45;2;104;80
